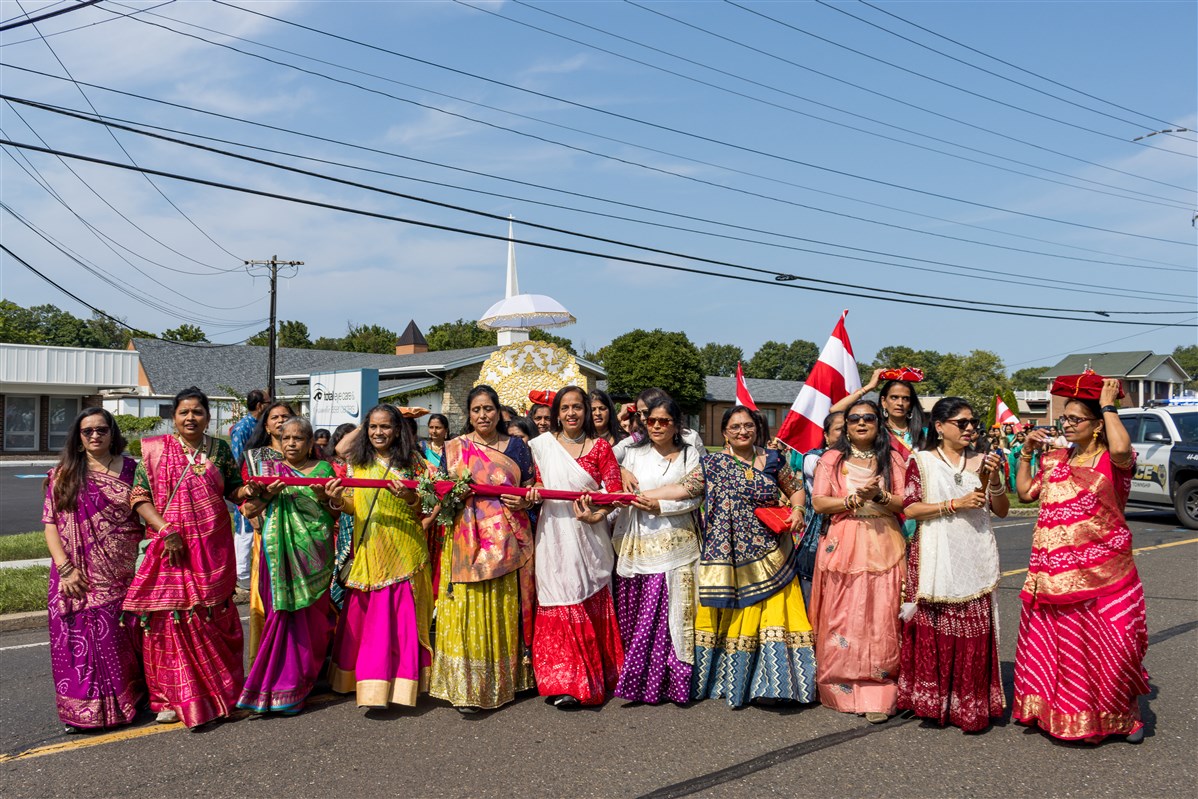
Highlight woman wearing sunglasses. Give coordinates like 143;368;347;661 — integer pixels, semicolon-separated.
42;408;144;732
810;401;907;723
1012;377;1147;744
897;398;1008;732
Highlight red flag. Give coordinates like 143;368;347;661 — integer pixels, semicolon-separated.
995;394;1021;427
776;310;861;453
735;362;758;411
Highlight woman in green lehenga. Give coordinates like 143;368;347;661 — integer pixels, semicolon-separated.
236;417;339;715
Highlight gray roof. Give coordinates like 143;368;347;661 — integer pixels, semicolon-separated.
133;338;500;398
705;376;804;404
1042;351;1187;381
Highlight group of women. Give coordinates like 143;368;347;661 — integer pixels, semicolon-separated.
42;374;1149;745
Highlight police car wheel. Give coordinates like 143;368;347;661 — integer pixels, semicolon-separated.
1174;478;1198;531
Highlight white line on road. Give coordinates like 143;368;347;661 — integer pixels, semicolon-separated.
0;641;48;652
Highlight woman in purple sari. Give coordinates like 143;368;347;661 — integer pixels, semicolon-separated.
42;408;144;732
237;417;338;715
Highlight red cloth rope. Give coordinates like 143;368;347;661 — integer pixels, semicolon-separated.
245;474;634;505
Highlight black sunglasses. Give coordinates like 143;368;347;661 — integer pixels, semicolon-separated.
846;413;878;423
942;418;983;431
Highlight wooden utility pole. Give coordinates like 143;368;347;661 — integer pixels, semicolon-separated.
244;255;303;397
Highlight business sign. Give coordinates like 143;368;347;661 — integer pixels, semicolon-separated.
310;369;378;429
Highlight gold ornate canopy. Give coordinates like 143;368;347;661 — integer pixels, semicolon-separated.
476;341;589;413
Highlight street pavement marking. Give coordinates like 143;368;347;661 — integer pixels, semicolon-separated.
1001;536;1198;578
5;539;1196;765
0;692;343;764
0;641;48;652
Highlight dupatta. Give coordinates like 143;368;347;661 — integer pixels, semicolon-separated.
910;451;1000;603
444;437;533;583
529;434;613;607
1021;450;1138;606
259;459;336;612
344;457;429;591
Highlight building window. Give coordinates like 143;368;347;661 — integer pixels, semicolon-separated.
4;395;39;451
48;397;79;451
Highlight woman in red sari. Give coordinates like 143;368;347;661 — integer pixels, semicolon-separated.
1014;377;1147;744
123;387;256;729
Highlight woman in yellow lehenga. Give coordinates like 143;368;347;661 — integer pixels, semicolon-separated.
429;385;537;713
644;405;813;707
328;405;432;710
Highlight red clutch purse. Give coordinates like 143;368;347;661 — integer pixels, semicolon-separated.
1050;370;1124;401
754;506;792;534
879;366;924;383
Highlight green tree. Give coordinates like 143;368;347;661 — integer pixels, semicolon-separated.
1173;344;1198;389
1010;366;1050;391
869;346;948;393
940;350;1010;416
0;300;36;344
341;323;398;354
1;301;131;348
161;324;208;343
603;329;706;413
312;336;343;351
426;318;496;351
246;320;313;349
530;328;576;354
745;339;819;381
85;312;130;349
698;343;743;377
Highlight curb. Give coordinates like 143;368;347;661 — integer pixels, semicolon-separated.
1006;508;1039;517
0;610;46;633
0;592;251;634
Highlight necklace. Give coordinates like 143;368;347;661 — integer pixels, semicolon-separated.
177;434;208;475
86;452;116;474
727;447;758;480
470;432;501;449
560;431;586;444
936;447;968;486
1069;445;1106;469
849;445;876;460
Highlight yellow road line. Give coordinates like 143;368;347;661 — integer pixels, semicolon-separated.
1001;535;1198;578
0;692;343;764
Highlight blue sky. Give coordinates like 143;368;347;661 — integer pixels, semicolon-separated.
2;0;1194;372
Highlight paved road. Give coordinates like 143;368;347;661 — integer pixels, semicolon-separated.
1;511;1194;798
0;464;54;535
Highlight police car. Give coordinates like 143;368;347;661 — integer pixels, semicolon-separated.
1119;397;1198;529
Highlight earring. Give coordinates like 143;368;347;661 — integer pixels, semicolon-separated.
1092;429;1100;443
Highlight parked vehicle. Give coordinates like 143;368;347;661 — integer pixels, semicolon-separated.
1119;398;1198;529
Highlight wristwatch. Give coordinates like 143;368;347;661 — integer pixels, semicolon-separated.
1100;405;1119;416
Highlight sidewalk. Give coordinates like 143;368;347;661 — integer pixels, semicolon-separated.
0;558;51;569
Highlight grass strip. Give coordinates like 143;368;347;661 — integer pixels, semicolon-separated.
0;531;49;562
0;566;49;614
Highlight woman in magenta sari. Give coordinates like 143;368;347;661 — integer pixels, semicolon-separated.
237;417;338;715
123;387;255;729
42;408;144;732
430;385;537;712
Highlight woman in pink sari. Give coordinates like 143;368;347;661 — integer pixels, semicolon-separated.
1014;377;1148;744
811;400;907;724
42;408;144;732
123;387;255;729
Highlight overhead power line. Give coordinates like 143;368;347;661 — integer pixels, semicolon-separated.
488;0;1190;211
5;63;1189;272
7;103;1193;315
0;0;175;48
1;136;1191;329
723;0;1195;156
11;94;1191;307
813;0;1195;144
857;0;1196;137
0;0;100;32
202;0;1190;246
1;243;262;348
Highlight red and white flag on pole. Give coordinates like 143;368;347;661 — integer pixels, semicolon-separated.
995;394;1021;427
776;310;861;453
735;362;758;411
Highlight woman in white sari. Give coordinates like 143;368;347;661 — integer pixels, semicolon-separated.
898;396;1008;732
612;395;702;704
528;386;626;708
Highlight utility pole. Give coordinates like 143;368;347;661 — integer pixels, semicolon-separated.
244;255;303;398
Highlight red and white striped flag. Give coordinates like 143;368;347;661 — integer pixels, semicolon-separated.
995;394;1021;427
776;310;861;453
735;361;758;411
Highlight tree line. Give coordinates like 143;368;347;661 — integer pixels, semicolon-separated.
4;301;1194;418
